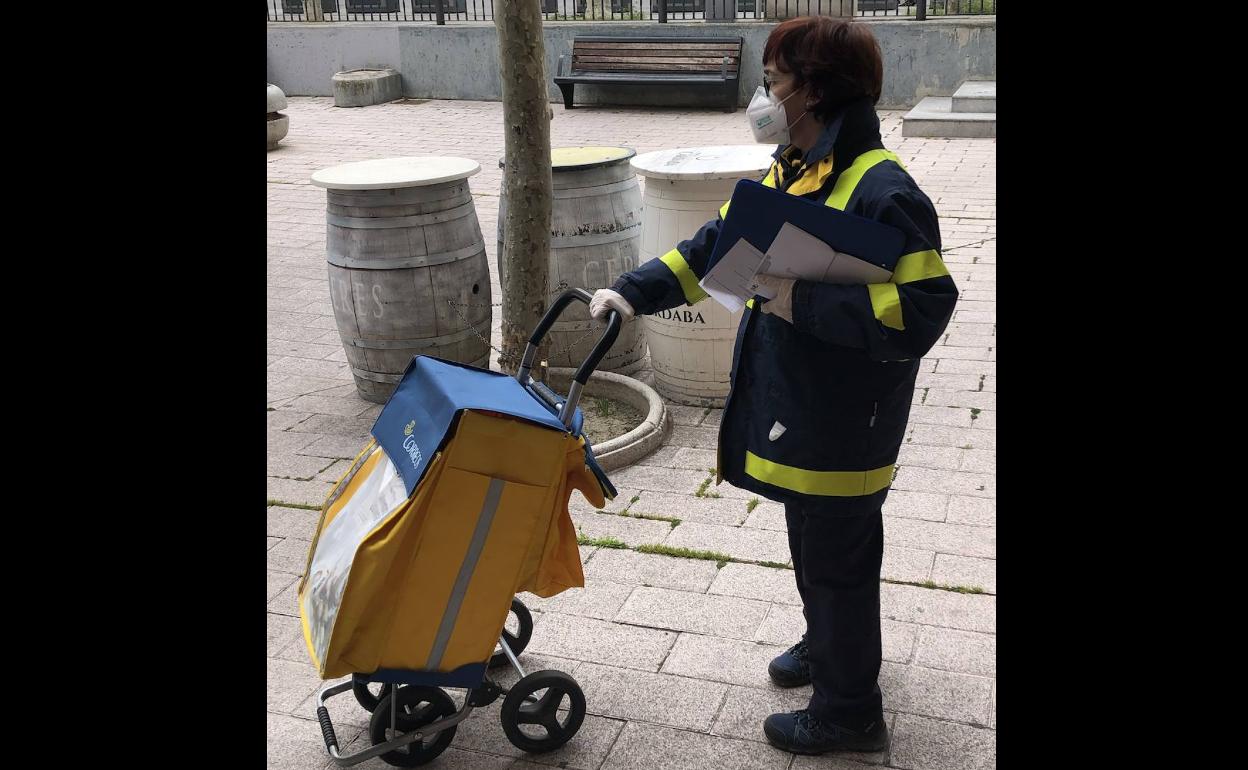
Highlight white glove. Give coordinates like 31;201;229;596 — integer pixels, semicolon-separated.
752;274;796;324
589;288;635;323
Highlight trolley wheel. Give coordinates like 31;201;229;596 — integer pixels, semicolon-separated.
499;670;586;753
367;685;457;767
489;598;534;668
352;678;394;713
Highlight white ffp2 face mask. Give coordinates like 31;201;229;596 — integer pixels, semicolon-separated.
747;85;802;146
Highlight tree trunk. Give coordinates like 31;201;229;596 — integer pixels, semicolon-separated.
496;0;553;377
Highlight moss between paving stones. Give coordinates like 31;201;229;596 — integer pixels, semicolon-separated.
578;536;986;594
267;499;320;511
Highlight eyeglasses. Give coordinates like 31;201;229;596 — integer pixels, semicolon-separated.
762;73;791;96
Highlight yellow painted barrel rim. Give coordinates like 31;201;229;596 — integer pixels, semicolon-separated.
497;146;637;172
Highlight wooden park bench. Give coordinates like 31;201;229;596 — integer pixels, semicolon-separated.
554;35;743;112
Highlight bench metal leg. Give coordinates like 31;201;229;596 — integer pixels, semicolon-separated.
558;83;575;109
724;83;738;113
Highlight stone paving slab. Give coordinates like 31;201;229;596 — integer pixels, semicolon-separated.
267;505;318;540
601;721;791;770
755;603;918;666
883;517;996;560
570;511;673;546
913;626;997;678
883;664;994;726
883;545;937;584
628;491;753;527
930;554;996;594
881;491;949;522
568;486;638;515
266;477;334;508
267;569;299;603
665;425;720;450
660;633;789;689
450;704;625;770
267;536;313;575
608;466;710;496
268;657;324;715
575;662;730;732
268;711;348;770
527;611;677;672
880;584;996;635
742;500;788;531
895;443;966;470
268;452;335;481
582;548;721;593
520;578;636;621
665;404;710;426
945;496;996;528
889;714;996;770
708;562;803;606
267;611;303;658
295;434;370;460
892;467;995;499
664;521;792;564
614;586;771;640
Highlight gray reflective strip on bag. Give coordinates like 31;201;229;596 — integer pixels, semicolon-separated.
425;477;505;669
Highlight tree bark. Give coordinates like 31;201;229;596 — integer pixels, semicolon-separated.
496;0;553;377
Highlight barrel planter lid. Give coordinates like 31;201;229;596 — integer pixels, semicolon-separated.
497;146;636;172
631;145;777;181
311;157;480;190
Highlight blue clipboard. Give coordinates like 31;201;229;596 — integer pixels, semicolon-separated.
707;179;906;274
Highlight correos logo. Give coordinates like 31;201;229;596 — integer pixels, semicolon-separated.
401;419;423;470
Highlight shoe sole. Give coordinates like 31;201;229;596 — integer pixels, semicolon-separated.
762;720;889;755
763;729;889;755
766;663;811;688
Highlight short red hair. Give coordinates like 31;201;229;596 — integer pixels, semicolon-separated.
762;16;884;120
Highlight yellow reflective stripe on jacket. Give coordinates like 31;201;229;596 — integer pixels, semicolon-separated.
722;161;782;219
894;249;949;284
744;451;894;496
824;149;902;211
867;283;904;330
660;247;708;304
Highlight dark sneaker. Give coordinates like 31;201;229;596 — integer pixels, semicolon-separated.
767;637;810;687
763;709;889;755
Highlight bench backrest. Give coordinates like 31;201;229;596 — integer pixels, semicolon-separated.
569;36;743;78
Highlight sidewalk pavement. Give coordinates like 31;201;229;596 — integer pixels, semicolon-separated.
268;96;995;770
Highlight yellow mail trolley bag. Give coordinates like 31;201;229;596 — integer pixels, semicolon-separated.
300;289;622;767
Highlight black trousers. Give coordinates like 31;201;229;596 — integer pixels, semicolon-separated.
785;501;884;727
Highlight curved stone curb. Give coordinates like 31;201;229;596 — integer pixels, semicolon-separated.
546;367;670;473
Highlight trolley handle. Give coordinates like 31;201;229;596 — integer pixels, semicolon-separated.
317;706;339;752
517;288;622;428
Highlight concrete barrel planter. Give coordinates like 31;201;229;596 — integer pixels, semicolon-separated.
267;84;288;150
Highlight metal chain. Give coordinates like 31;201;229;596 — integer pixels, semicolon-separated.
446;281;618;368
446;299;505;359
943;236;996;253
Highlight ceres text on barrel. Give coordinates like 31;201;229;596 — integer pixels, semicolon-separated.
312;157;493;403
631;145;776;406
497;146;646;374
